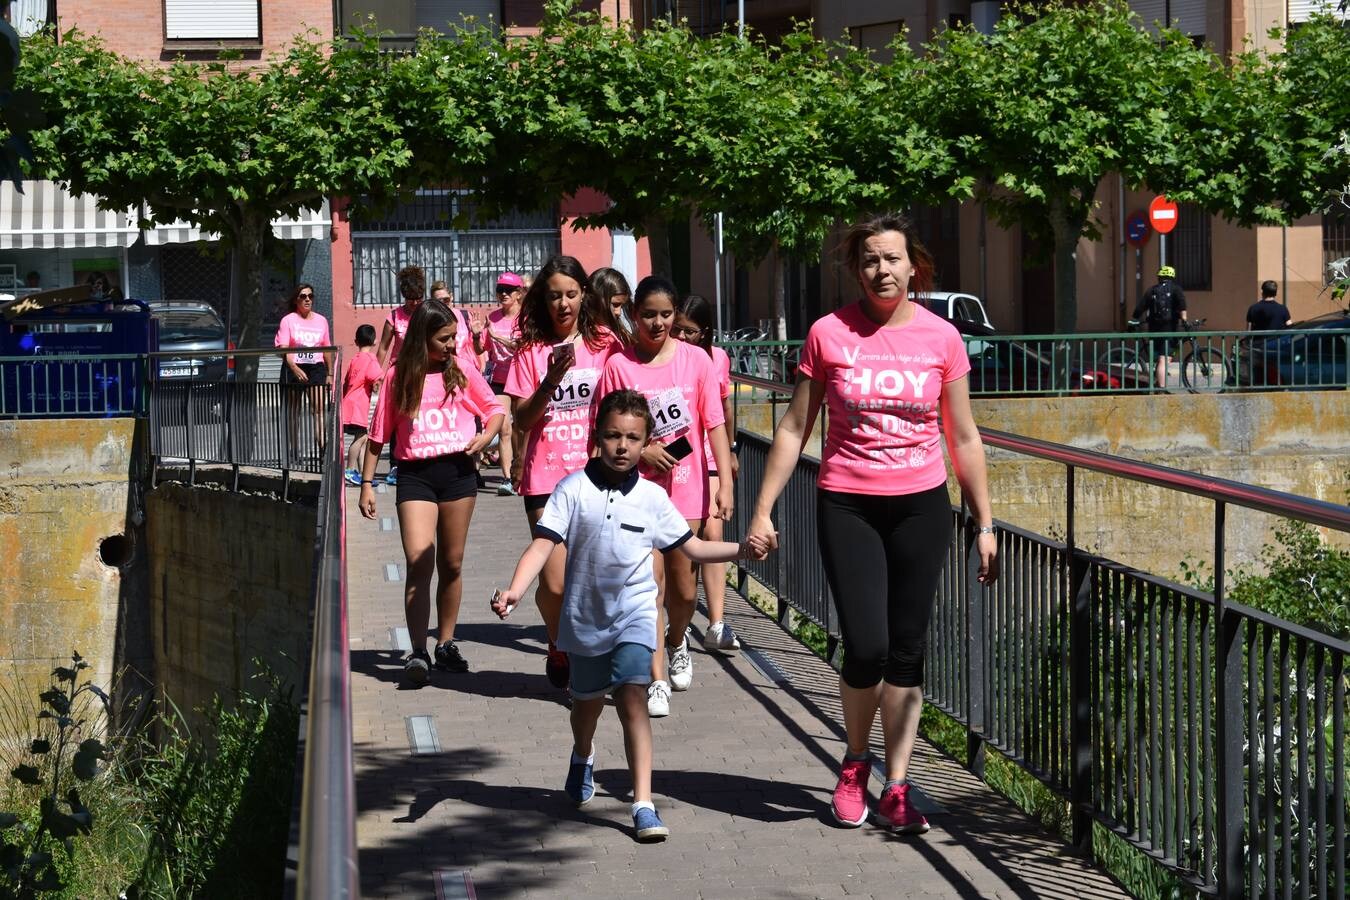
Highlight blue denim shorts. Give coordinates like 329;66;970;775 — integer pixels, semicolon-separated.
569;642;653;700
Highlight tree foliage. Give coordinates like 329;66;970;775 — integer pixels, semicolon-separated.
16;0;1350;338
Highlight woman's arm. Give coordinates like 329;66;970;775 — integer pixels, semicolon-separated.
375;321;394;369
513;351;573;432
746;374;824;549
939;375;998;584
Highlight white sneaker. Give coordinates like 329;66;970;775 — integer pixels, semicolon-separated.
703;621;742;653
647;680;671;718
667;639;693;691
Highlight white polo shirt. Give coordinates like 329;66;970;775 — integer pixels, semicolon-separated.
536;459;693;655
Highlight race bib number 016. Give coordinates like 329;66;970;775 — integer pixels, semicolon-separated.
550;367;598;412
648;386;690;441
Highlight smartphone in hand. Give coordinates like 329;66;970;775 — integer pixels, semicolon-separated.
551;341;575;368
665;435;693;460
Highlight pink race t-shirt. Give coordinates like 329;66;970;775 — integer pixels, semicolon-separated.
703;345;732;471
452;309;479;374
484;308;519;385
384;305;415;362
275;312;330;365
596;340;725;520
798;302;970;496
340;351;382;428
368;365;504;461
506;330;620;496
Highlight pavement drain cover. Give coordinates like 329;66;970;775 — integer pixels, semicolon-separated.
384;563;402;582
742;647;788;684
405;715;441;755
434;869;477;900
389;626;411;653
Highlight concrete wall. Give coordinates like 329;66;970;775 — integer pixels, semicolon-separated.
737;390;1349;582
0;419;148;701
145;482;316;723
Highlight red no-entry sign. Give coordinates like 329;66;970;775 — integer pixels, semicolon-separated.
1148;196;1179;235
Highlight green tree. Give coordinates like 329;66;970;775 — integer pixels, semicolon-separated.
19;30;421;373
923;1;1223;332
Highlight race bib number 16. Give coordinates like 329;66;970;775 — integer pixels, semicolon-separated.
648;386;691;441
551;367;598;413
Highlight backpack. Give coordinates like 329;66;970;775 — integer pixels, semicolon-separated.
1148;281;1176;326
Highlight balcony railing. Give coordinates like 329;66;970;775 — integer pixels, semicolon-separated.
727;374;1348;899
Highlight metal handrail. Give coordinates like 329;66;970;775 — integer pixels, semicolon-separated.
980;428;1350;532
294;351;359;899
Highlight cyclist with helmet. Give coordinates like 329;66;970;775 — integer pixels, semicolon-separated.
1132;265;1188;390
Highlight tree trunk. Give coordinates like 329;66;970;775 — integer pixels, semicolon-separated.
770;243;787;341
1048;195;1081;334
230;212;267;382
643;216;673;279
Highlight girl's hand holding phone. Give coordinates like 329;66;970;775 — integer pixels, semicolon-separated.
546;341;576;383
640;443;676;473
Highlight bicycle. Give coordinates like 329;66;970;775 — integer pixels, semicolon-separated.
1124;318;1229;393
1177;318;1230;393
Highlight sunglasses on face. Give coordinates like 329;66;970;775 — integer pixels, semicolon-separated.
298;292;314;300
495;284;517;293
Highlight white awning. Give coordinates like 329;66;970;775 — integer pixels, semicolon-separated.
0;180;140;249
140;200;331;245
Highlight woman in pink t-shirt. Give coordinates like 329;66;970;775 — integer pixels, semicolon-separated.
359;298;505;686
596;276;733;718
505;255;621;691
673;293;741;654
275;283;333;461
478;271;524;495
747;215;998;835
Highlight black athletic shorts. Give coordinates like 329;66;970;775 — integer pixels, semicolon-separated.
282;362;328;385
490;380;508;395
395;453;478;504
523;493;549;513
343;424;367;437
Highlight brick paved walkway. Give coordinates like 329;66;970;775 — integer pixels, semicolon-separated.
347;481;1128;899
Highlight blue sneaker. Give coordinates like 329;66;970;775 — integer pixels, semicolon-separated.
344;468;361;486
632;806;669;842
385;467;398;485
564;754;594;807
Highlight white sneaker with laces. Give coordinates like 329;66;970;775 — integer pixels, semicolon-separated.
647;680;671;718
704;621;742;653
667;639;693;691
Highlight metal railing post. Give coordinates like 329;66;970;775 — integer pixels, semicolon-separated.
1212;500;1243;898
964;517;987;780
1066;465;1094;853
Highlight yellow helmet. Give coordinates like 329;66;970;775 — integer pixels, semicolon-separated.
1158;265;1176;278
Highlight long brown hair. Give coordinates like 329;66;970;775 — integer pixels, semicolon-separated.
517;255;610;350
392;298;467;418
841;213;935;297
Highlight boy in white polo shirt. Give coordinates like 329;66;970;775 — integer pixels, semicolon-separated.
493;388;767;842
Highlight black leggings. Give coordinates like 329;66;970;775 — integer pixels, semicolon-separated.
817;485;952;689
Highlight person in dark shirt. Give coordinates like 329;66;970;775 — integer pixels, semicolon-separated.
1131;265;1188;389
1246;280;1292;332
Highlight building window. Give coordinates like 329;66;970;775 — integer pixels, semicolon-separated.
339;1;501;38
850;21;903;60
350;190;559;307
1288;0;1349;22
1172;202;1211;292
1324;205;1350;284
164;0;261;41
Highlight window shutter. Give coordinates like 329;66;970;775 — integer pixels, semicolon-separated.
1129;0;1167;34
416;0;500;32
1169;0;1206;36
1288;0;1348;21
164;0;260;40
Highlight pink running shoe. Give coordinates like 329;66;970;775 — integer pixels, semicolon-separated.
876;782;930;834
831;756;871;827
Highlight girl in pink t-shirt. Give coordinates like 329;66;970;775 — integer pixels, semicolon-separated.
673;293;741;654
505;256;621;691
595;276;733;717
341;323;382;485
746;214;998;835
359;298;505;686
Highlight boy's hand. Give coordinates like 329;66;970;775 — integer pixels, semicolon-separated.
491;588;519;619
740;535;770;560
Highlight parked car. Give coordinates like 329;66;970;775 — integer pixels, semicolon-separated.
149;301;234;381
910;291;996;337
1256;311;1350;390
